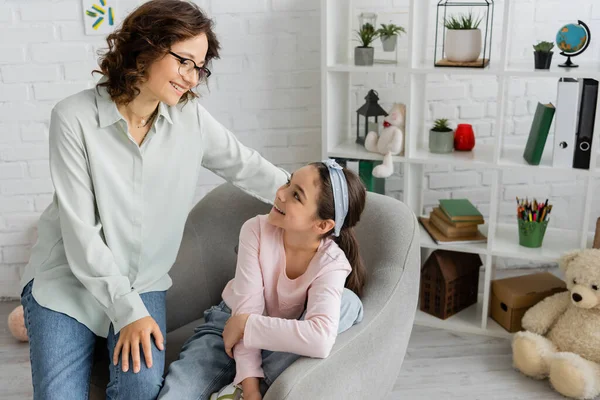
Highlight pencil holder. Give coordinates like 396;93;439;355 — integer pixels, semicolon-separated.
517;220;548;248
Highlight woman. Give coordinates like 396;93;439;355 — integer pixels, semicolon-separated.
19;1;288;399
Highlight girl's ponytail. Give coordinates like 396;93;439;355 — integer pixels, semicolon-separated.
312;162;367;298
334;227;366;297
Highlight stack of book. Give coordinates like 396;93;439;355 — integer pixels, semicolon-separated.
419;199;487;245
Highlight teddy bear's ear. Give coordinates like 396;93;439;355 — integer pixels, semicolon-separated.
559;249;580;272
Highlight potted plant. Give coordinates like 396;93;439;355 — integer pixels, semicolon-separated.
429;118;454;153
354;22;378;66
444;12;483;63
377;23;406;52
533;41;554;69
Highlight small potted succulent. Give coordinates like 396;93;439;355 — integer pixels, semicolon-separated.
533;41;554;69
354;22;378;66
429;118;454;153
444;12;483;63
377;23;406;52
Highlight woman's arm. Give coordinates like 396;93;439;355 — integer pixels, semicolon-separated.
197;104;289;204
49;107;148;333
222;217;267;385
242;267;349;359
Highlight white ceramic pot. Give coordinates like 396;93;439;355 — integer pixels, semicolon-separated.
445;29;481;62
381;35;398;52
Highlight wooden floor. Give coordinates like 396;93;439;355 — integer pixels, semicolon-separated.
0;301;565;400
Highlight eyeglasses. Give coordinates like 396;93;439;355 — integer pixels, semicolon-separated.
169;51;211;83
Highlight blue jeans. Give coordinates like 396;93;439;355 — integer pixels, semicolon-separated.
21;280;167;400
158;288;364;400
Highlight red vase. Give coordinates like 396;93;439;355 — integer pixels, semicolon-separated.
454;123;475;151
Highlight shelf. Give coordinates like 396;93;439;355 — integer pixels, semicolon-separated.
505;61;600;79
328;139;407;162
332;141;597;177
327;61;410;73
322;0;598;339
484;317;514;338
491;223;580;263
410;143;495;168
329;60;600;79
419;222;489;255
413;62;502;76
414;296;511;339
498;146;592;177
328;61;500;76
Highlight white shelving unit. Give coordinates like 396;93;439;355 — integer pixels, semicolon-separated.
321;0;600;338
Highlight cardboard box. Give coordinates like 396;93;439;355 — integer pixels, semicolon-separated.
490;272;567;333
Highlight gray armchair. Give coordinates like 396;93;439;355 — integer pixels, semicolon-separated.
90;182;420;399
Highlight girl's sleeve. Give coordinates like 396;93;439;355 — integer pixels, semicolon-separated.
197;103;289;205
223;217;266;385
242;265;350;359
49;107;148;333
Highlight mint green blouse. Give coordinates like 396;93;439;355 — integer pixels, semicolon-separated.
20;84;289;337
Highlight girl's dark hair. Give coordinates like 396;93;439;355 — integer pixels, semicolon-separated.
94;0;220;105
312;162;367;298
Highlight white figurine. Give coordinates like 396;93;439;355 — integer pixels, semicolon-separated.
364;103;406;178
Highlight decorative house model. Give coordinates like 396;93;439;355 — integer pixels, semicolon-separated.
420;250;482;320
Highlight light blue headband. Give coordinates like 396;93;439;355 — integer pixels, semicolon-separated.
323;159;349;237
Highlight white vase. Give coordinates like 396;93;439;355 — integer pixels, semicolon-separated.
445;29;481;62
380;35;397;52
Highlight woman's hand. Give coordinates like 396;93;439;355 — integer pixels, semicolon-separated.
113;316;165;373
223;313;250;358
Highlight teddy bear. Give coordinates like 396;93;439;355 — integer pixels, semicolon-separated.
512;248;600;400
364;102;406;179
8;305;28;342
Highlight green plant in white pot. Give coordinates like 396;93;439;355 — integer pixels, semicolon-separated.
377;23;406;52
444;12;483;63
429;118;454;153
354;23;378;66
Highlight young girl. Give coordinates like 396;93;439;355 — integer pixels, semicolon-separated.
158;160;367;400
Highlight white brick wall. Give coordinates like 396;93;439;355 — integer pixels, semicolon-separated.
0;0;599;298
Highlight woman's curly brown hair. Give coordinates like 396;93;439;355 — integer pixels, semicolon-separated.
94;0;220;105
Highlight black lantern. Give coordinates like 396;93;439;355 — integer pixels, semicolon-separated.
356;89;388;145
434;0;494;68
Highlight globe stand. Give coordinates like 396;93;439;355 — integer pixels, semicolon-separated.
557;20;591;69
559;54;578;68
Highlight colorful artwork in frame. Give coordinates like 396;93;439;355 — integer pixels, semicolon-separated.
82;0;117;36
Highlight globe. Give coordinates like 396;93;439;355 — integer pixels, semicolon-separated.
555;21;591;67
556;23;587;54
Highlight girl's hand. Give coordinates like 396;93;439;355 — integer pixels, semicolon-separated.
242;377;262;400
223;313;250;358
113;316;165;373
244;392;263;400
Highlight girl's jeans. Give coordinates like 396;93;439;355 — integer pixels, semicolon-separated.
21;279;167;400
158;288;364;399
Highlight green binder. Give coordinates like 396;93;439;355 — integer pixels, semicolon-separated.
334;159;385;195
523;102;556;165
359;160;385;195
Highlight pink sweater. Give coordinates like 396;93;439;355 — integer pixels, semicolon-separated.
221;215;352;385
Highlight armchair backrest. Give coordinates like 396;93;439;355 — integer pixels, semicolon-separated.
166;183;419;332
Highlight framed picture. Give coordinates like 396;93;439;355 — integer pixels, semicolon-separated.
82;0;118;36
